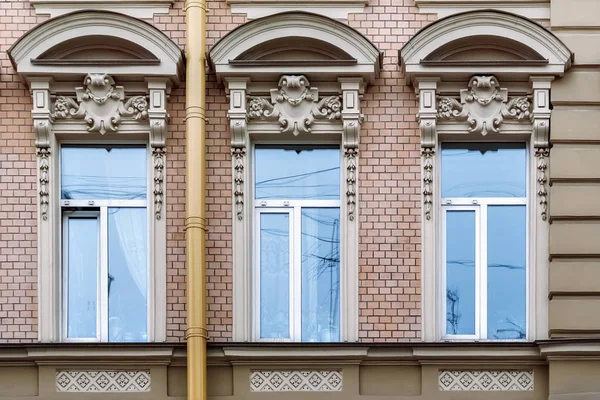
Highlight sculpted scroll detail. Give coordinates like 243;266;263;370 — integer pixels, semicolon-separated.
246;75;342;135
51;73;149;134
437;75;531;135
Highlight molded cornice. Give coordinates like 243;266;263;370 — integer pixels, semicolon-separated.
209;11;381;84
8;10;184;85
400;10;573;84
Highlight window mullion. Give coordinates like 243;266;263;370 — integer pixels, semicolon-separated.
61;213;69;342
99;206;109;342
479;202;488;340
292;206;302;342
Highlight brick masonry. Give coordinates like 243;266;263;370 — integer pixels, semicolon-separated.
0;0;437;342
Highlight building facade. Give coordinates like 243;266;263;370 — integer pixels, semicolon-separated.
0;0;599;398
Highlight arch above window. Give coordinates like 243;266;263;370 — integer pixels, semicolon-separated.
400;10;573;83
9;10;184;85
209;11;382;84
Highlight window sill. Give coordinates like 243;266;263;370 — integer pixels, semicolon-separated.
29;0;174;18
414;0;550;19
226;0;369;20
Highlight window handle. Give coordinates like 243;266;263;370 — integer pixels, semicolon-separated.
472;200;478;205
88;200;95;206
445;199;452;204
283;201;290;207
260;201;267;207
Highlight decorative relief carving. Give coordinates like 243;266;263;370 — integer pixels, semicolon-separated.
437;75;531;135
250;370;343;392
152;147;166;220
417;84;438;221
438;370;533;391
232;147;245;221
56;370;151;392
37;147;50;221
51;73;149;134
345;148;358;221
535;147;550;221
247;75;342;135
422;147;434;220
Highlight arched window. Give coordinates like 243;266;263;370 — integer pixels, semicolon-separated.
400;10;573;341
9;11;184;342
209;11;381;342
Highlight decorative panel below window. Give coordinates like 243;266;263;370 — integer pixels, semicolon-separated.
438;370;534;391
56;370;151;392
250;370;343;392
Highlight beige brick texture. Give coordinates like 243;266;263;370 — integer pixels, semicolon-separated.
0;0;432;342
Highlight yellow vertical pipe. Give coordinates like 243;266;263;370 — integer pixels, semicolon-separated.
185;0;208;400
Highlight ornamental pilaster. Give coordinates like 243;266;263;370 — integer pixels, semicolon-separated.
531;77;553;222
417;79;439;221
340;78;363;222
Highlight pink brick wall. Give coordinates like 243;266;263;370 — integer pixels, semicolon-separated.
0;0;435;342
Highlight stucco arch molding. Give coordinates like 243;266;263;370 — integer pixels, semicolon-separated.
209;11;381;84
401;10;573;82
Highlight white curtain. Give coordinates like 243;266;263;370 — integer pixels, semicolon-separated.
112;208;147;300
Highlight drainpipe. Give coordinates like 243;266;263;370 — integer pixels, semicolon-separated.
185;0;208;399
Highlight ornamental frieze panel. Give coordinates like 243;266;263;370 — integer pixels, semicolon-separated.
247;75;342;135
437;75;532;136
51;73;149;134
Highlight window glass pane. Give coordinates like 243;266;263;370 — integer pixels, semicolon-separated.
61;146;147;200
66;217;98;339
255;146;340;200
446;210;476;336
260;213;290;339
441;143;526;198
108;207;148;342
487;205;527;339
301;208;340;342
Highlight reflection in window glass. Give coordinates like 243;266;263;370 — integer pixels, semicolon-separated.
301;208;340;342
441;143;526;198
66;217;98;339
260;213;290;339
487;205;527;339
446;210;476;336
108;208;148;342
61;146;147;200
255;147;340;200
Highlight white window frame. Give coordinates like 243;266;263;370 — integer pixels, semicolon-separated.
251;145;343;342
440;194;529;340
59;143;152;343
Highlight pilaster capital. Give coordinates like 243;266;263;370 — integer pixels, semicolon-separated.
339;77;364;149
416;79;439;149
30;77;54;149
226;78;250;149
530;76;553;149
146;78;170;148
